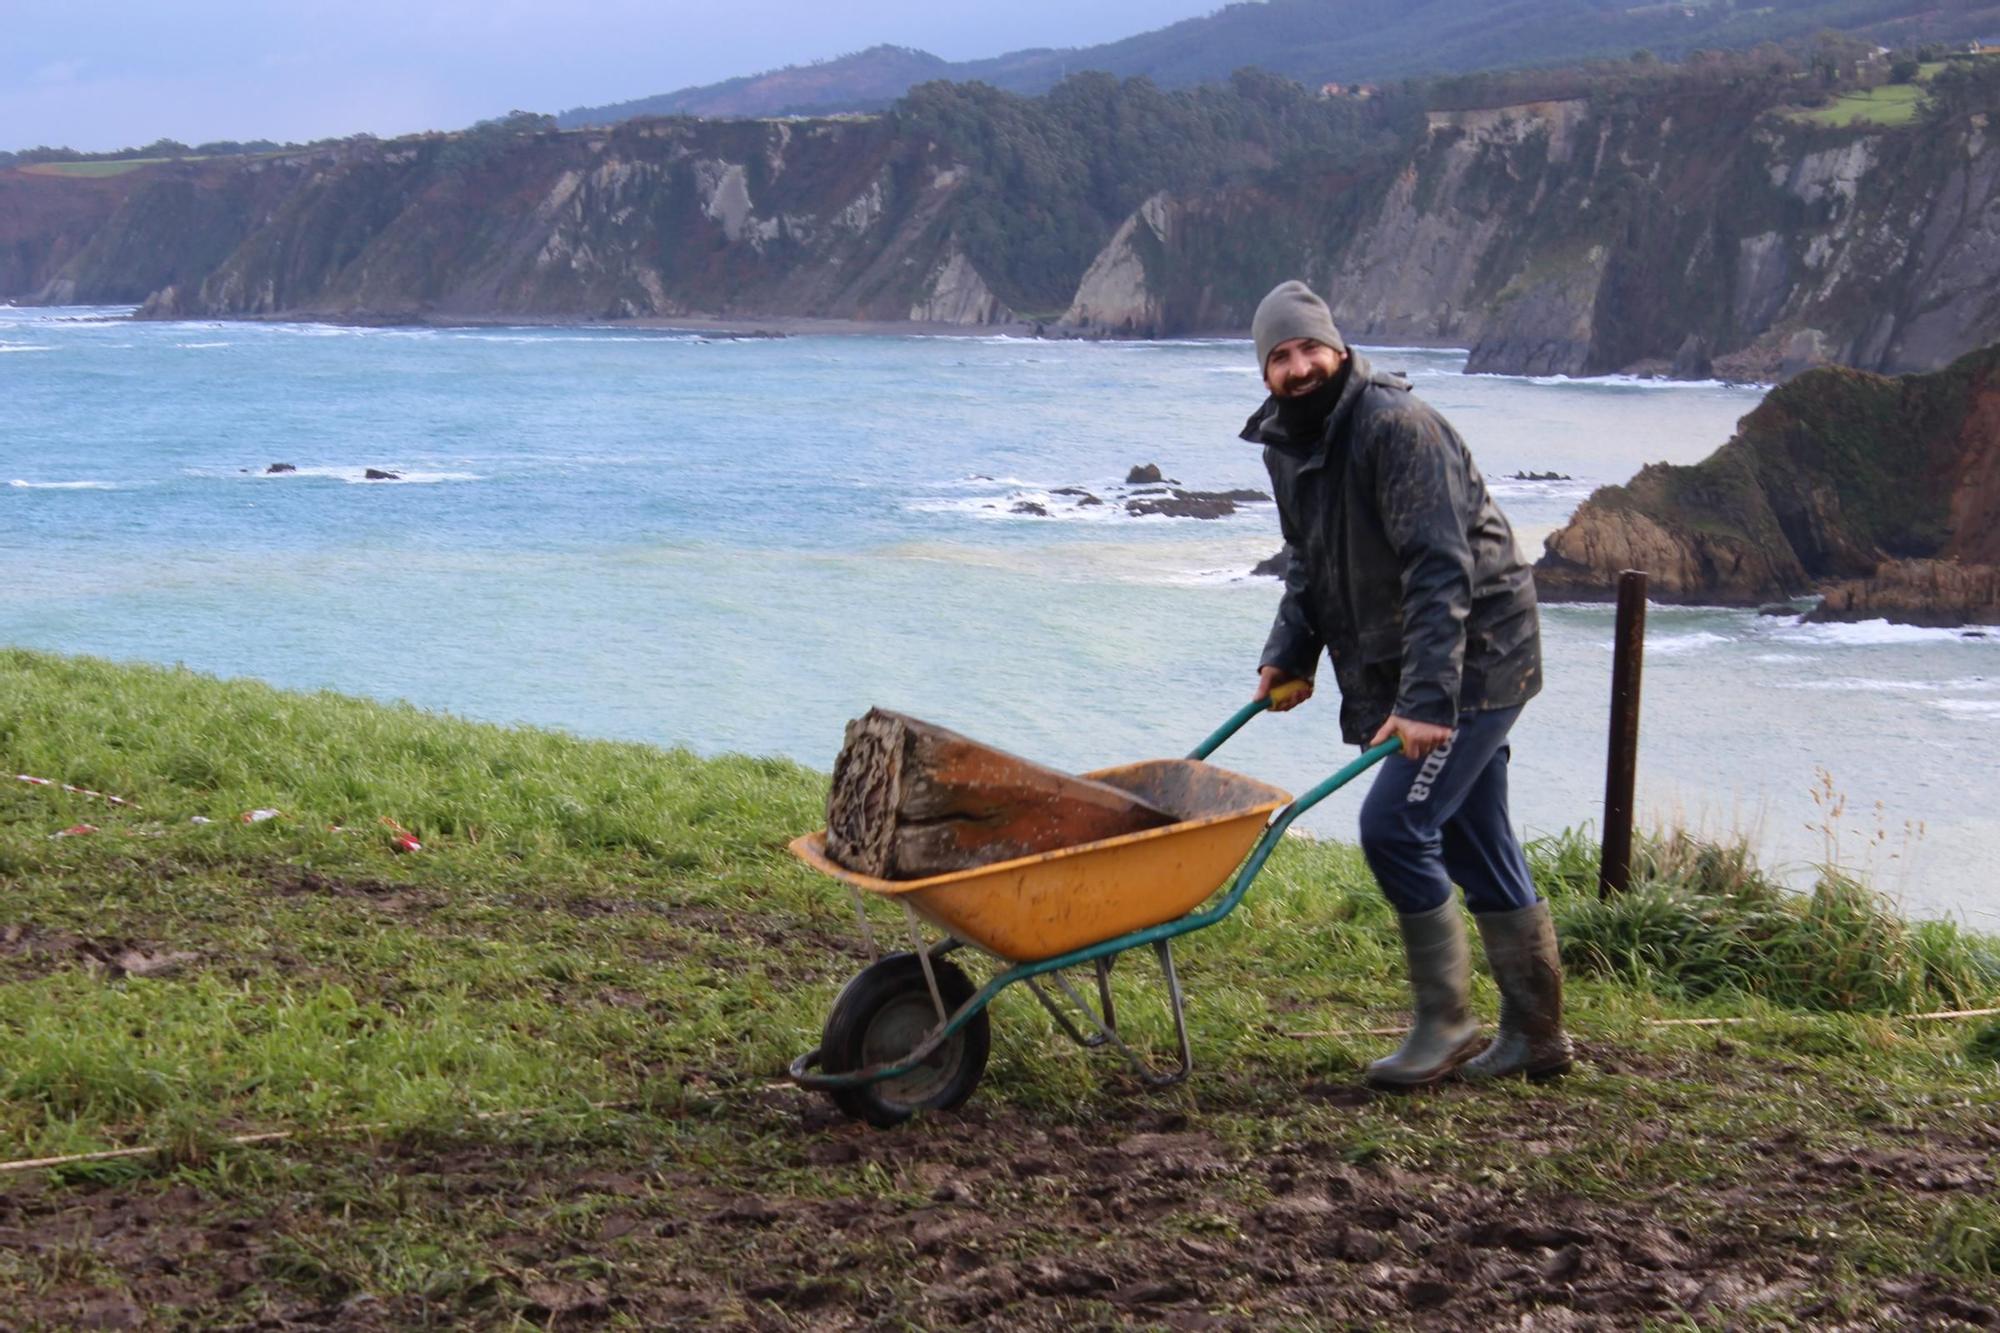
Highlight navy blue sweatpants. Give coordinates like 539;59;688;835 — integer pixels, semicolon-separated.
1356;706;1539;916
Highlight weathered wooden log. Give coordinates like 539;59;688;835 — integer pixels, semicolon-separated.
825;708;1177;879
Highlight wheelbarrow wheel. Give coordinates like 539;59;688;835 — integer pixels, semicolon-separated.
820;952;989;1128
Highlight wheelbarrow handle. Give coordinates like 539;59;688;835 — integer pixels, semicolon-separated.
1186;680;1312;761
1193;735;1401;926
1276;738;1404;826
1185;688;1402;914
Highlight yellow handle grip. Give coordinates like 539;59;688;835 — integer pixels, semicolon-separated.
1269;678;1312;709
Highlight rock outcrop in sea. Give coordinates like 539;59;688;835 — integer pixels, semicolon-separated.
1535;344;2000;626
1808;560;2000;628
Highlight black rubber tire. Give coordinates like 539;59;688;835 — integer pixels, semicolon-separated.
819;952;990;1128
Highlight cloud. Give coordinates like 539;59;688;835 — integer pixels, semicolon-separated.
30;59;84;85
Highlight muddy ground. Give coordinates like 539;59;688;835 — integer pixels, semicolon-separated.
4;1051;1996;1331
5;863;1998;1329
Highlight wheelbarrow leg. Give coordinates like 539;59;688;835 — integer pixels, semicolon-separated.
901;901;950;1023
1042;948;1193;1088
847;885;880;962
1025;973;1114;1049
1095;956;1118;1034
1153;939;1194;1087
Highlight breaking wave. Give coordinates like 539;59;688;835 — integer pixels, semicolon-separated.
254;466;482;485
1471;369;1770;392
1765;620;1998;648
1779;676;1997;693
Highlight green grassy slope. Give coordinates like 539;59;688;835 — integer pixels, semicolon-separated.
2;649;1996;1326
1779;61;1948;126
15;160;166;178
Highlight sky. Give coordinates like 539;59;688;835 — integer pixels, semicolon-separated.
3;0;1231;152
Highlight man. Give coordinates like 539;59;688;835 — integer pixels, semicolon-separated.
1242;279;1572;1088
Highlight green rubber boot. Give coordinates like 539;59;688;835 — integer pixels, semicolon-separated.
1462;901;1574;1081
1365;902;1483;1089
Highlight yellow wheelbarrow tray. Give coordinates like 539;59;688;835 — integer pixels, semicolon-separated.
788;757;1297;964
788;694;1400;1127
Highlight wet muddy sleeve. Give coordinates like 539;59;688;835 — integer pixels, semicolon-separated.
1373;411;1472;727
1259;509;1322;681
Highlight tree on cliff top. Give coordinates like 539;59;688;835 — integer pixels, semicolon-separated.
1923;52;2000;121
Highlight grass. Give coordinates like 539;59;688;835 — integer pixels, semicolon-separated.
14;158;173;178
2;647;1997;1326
1935;1196;2000;1279
1555;833;2000;1013
1777;64;1944;129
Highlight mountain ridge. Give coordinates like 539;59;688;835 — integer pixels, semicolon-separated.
559;0;2000;125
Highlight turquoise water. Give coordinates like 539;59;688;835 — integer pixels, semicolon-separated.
5;306;1995;927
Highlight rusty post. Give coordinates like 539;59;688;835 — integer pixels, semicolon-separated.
1600;570;1648;898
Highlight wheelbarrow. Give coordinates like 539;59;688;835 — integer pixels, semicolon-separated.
788;687;1400;1126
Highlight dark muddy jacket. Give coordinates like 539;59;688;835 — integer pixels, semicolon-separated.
1243;352;1542;745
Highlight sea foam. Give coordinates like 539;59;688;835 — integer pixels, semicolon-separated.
1770;620;1999;648
258;466;481;485
1930;699;2000;718
1779;675;1995;693
1471;369;1770;392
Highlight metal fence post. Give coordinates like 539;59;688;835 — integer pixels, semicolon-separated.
1600;570;1648;898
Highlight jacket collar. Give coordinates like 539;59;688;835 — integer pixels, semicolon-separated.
1239;349;1379;455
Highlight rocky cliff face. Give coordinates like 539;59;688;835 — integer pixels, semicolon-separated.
1330;101;1604;361
1061;193;1173;334
1810;560;2000;627
1059;88;2000;379
909;248;1014;325
24;121;1015;329
1535;345;2000;623
0;169;150;301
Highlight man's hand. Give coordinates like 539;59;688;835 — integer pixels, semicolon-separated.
1370;714;1453;760
1254;666;1313;712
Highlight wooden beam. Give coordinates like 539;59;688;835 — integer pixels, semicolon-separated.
825;709;1176;879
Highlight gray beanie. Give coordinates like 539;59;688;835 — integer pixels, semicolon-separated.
1252;280;1345;368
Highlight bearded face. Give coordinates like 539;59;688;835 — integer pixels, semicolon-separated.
1264;338;1344;398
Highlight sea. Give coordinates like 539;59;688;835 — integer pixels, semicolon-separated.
5;305;1995;929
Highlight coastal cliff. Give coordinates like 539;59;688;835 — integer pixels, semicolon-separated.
1062;84;2000;379
104;121;1006;327
6;67;2000;376
0;169;150;301
1535;345;2000;624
